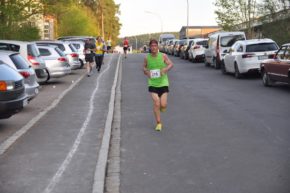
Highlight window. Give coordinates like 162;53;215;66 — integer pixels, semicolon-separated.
39;48;51;56
237;45;243;52
27;44;40;57
220;35;245;47
246;43;278;52
10;54;30;69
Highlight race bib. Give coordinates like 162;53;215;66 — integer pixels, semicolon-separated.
150;69;161;79
85;49;91;54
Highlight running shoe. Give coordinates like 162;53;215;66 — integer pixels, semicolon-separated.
155;123;162;131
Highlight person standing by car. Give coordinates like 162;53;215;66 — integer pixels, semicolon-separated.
95;36;106;72
84;39;95;77
143;39;173;131
123;37;129;58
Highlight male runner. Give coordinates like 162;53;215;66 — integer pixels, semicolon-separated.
143;39;173;131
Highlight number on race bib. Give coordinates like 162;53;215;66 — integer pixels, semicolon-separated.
150;69;161;78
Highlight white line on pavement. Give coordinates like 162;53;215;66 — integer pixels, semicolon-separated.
42;54;115;193
92;54;122;193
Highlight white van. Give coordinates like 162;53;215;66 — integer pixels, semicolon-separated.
158;34;175;52
204;31;246;69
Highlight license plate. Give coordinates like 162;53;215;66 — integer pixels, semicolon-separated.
258;55;268;60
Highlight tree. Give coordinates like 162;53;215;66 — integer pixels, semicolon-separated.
214;0;260;38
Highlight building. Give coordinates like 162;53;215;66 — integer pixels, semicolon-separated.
179;26;221;39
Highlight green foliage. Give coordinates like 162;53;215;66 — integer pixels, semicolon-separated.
57;5;99;36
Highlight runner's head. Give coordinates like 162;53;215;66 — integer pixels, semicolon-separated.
149;39;159;54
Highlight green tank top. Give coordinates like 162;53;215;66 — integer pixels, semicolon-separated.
147;52;169;87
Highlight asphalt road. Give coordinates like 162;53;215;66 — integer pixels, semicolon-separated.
0;54;120;193
120;53;290;193
0;53;289;193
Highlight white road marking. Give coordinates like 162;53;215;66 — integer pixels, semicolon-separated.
42;54;116;193
0;75;84;156
92;55;122;193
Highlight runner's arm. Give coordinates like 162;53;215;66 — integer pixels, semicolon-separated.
161;54;173;74
143;57;150;77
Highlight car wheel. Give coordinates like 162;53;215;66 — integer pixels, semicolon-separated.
221;61;227;74
45;68;50;82
234;63;242;79
262;71;273;87
79;59;84;69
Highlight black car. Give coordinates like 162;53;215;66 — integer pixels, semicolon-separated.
0;62;28;119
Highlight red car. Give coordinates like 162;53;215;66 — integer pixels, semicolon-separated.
260;43;290;86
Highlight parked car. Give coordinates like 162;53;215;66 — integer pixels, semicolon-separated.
180;39;195;60
188;38;208;62
174;39;186;57
0;40;49;83
223;39;279;78
63;40;85;69
260;43;290;86
35;41;81;70
37;45;71;78
57;36;96;44
0;51;39;101
204;31;246;68
168;39;179;55
0;62;28;119
159;33;175;53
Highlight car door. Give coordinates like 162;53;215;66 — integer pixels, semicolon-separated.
268;46;290;82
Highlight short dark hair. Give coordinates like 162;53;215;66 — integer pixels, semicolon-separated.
149;39;158;46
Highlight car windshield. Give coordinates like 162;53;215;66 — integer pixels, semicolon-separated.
220;35;245;47
246;43;278;52
10;53;30;69
27;44;40;57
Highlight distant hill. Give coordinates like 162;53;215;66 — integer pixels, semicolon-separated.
117;32;179;50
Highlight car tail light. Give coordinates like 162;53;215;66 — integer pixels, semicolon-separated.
58;57;67;62
70;53;78;58
242;53;255;58
27;55;40;65
0;81;7;91
193;45;201;49
19;71;30;78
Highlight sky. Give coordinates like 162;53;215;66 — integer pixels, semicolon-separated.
114;0;218;37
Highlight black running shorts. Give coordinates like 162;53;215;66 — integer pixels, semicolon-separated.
148;86;169;97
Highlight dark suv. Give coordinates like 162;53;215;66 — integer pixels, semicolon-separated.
0;62;28;119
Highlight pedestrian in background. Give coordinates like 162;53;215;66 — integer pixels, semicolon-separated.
95;36;106;72
106;38;112;53
143;39;173;131
84;39;94;77
123;37;129;58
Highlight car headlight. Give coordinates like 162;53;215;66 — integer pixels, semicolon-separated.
0;81;14;91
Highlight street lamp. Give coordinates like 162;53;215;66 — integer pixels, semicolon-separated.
186;0;189;40
144;11;163;33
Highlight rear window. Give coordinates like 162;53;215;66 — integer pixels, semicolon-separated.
55;47;65;56
27;44;40;57
72;43;80;49
10;53;30;69
39;48;52;56
246;43;278;52
37;43;65;51
69;44;77;52
197;40;208;46
220;35;245;47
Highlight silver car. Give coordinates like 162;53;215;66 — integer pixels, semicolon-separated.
64;40;85;69
38;45;71;78
0;50;39;101
35;41;81;70
0;40;49;83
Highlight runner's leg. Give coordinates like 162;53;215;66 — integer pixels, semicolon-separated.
160;92;168;112
151;93;161;124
